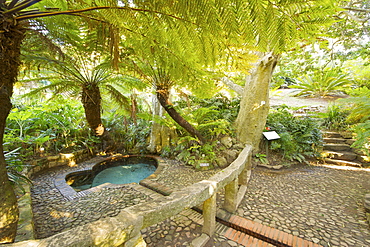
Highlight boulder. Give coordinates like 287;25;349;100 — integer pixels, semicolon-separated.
220;136;233;148
232;143;245;150
222;149;239;163
215;157;228;168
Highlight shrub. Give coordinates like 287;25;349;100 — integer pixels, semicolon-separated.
175;94;240;123
351;121;370;156
338;87;370;155
266;106;322;162
103;112;151;153
315;104;350;131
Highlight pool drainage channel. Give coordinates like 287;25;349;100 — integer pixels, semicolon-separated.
140;180;289;247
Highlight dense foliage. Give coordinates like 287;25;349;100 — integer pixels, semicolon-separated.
160;95;241;167
340;87;370;155
266;106;323;162
4;98;98;159
315;104;350;131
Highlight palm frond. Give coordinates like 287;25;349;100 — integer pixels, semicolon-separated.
101;84;131;111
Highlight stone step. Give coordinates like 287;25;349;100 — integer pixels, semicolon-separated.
322;131;353;139
357;155;370;164
322;131;343;138
323;143;352;152
345;139;356;146
323;137;347;143
324;158;363;167
321;150;357;161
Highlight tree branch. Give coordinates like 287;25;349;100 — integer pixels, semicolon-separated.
342;7;370;13
221;77;243;95
16;6;195;24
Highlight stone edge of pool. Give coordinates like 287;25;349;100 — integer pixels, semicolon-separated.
54;155;167;201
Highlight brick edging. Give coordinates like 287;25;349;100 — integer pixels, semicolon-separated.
220;212;323;247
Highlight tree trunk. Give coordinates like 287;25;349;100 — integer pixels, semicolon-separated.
0;20;26;243
148;93;163;153
81;83;103;135
156;87;206;144
235;52;279;151
81;84;114;151
148;92;177;153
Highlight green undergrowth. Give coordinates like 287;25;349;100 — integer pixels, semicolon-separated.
264;106;323;163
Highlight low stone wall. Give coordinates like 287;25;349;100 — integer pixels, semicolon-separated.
8;145;252;247
26;149;94;178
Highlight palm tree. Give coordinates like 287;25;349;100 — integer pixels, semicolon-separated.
24;52;146;145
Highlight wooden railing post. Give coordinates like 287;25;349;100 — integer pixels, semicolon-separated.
202;192;217;236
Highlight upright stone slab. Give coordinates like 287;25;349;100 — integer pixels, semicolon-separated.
223;178;238;213
202;193;217;236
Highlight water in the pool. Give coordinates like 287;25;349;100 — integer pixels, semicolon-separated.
92;163;156;187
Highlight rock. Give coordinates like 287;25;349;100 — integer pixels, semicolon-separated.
324;158;362;167
228;240;238;246
215;157;228;168
220;136;233;148
323;138;346;143
323;143;352;152
232;143;245;150
222;149;238;163
339;131;353;139
312;238;320;244
322;131;342;138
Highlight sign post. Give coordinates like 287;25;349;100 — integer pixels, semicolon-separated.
262;131;280;158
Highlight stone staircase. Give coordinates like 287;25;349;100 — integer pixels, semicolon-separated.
321;131;366;168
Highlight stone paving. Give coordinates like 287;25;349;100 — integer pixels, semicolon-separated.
29;157;370;246
31;160;151;238
236;164;370;247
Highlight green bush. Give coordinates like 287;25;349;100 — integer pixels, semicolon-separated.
175;94;240;123
266;106;323;162
351;121;370;156
339;87;370;155
315;104;350;131
174;95;239;141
